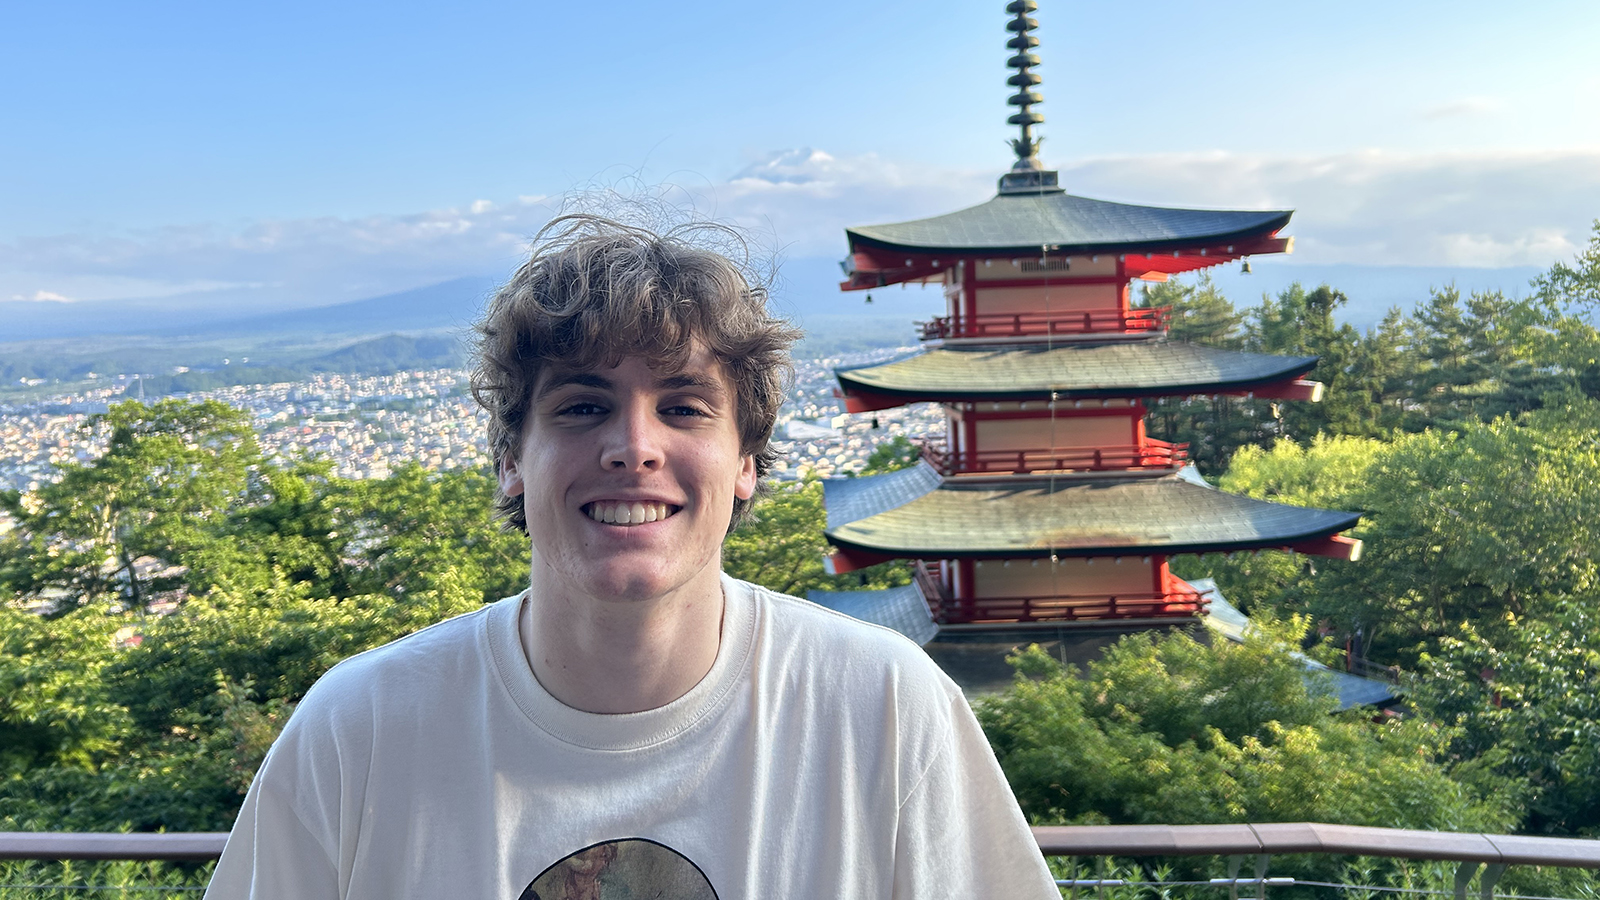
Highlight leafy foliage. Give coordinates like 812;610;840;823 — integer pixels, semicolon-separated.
0;400;531;831
976;618;1509;832
723;476;909;597
1411;600;1600;836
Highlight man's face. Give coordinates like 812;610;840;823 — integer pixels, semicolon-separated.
497;345;756;604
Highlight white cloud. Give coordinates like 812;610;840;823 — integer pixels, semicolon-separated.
1;148;1592;315
1056;149;1600;267
0;198;567;310
1420;97;1503;120
690;148;993;256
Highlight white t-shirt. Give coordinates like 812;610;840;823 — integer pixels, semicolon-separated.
205;575;1058;899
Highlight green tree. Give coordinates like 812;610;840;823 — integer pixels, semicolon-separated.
1533;220;1600;312
1170;434;1384;617
722;477;910;597
857;434;921;475
1190;397;1600;664
1140;274;1245;349
0;399;259;612
1411;599;1600;836
334;463;528;624
0;605;129;775
976;618;1508;832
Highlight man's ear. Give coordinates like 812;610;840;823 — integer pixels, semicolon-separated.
498;454;526;498
733;454;757;501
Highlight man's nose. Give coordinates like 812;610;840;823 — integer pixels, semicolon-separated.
600;404;663;471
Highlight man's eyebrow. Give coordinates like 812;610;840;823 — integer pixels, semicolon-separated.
535;372;613;401
657;372;725;394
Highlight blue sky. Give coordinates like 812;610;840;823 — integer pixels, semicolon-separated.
3;0;1598;310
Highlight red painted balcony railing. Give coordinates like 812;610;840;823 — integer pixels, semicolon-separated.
931;587;1208;625
919;306;1168;340
918;438;1189;475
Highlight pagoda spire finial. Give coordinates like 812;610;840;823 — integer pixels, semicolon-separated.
998;0;1063;194
1005;0;1043;165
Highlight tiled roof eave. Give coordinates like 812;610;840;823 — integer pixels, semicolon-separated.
845;211;1293;256
843;193;1294;255
836;368;1320;402
833;344;1323;402
822;477;1362;558
825;522;1361;560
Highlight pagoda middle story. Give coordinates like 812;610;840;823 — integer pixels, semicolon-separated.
804;0;1363;641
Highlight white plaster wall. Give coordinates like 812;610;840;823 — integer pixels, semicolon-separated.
973;557;1154;597
975;415;1136;451
975;283;1120;314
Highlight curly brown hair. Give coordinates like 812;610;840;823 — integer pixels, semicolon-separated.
471;214;801;534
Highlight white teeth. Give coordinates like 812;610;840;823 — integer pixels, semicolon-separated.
586;502;673;526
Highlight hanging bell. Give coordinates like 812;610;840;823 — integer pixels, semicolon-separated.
1241;258;1253;274
864;293;874;303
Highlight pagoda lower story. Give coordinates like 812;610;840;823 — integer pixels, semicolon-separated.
821;461;1359;631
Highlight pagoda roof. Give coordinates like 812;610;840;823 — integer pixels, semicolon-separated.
823;464;1360;559
836;341;1318;405
847;192;1291;256
806;584;938;646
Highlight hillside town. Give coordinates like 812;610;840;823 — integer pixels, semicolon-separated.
0;347;943;502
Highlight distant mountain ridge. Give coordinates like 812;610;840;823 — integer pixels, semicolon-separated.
0;261;1548;345
196;277;499;338
0;277;499;343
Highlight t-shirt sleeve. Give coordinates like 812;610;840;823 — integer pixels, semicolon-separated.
891;690;1060;900
203;774;341;900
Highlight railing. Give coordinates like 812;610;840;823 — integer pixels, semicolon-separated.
912;560;952;610
934;586;1208;625
919;306;1169;340
1348;655;1403;683
918;438;1190;476
0;832;227;861
7;823;1597;900
1039;823;1600;900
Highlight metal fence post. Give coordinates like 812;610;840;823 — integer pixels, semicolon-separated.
1479;863;1507;900
1454;861;1482;900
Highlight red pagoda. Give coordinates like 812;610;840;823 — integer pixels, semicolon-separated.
808;1;1361;641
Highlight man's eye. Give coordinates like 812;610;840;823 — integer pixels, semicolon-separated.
664;404;707;417
558;402;606;417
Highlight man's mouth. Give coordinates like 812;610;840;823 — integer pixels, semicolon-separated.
583;501;679;526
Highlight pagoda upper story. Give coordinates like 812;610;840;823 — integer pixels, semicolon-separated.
841;191;1292;302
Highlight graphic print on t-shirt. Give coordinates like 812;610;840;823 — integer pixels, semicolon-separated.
517;838;718;900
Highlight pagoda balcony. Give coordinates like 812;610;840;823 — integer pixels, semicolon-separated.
913;563;1207;624
916;437;1189;476
917;306;1168;341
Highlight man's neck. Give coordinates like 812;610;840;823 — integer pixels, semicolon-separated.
518;571;725;715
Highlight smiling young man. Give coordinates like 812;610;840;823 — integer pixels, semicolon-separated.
205;216;1059;899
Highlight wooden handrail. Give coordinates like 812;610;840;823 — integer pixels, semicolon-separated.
4;823;1597;868
0;831;230;861
919;306;1169;340
1032;822;1600;869
935;589;1207;624
916;439;1190;476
